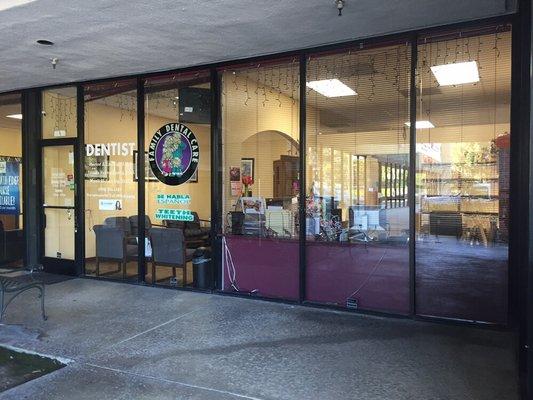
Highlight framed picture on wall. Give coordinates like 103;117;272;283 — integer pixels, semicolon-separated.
84;154;109;181
133;151;158;182
241;158;254;179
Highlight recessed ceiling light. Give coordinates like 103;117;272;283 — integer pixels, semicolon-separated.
430;61;479;86
405;120;435;129
306;79;357;97
6;114;22;120
37;39;54;46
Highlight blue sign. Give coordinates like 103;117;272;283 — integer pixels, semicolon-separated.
0;157;21;215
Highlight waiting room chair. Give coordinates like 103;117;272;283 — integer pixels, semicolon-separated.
129;215;153;237
105;216;136;245
163;212;210;248
149;227;194;285
93;224;137;278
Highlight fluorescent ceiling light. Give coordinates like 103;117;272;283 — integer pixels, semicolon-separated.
6;114;22;120
405;120;435;129
0;0;36;12
430;61;480;86
306;79;356;97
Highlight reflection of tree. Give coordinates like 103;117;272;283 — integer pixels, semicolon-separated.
451;142;496;179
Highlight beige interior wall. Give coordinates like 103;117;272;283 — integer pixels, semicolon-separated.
0;127;22;156
222;72;300;211
241;131;297;199
84;100;139;258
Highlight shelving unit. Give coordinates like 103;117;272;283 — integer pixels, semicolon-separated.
418;160;500;244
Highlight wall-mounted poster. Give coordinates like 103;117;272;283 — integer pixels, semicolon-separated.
230;166;242;196
241;158;254;179
0;156;21;215
84;154;109;180
99;199;123;211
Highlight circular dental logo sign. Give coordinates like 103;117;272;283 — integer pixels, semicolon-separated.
148;123;199;186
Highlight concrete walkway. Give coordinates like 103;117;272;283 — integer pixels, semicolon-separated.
0;275;519;400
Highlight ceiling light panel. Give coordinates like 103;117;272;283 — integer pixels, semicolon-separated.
306;79;357;97
405;120;435;129
430;61;480;86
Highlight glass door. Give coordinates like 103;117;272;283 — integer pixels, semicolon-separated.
41;143;78;274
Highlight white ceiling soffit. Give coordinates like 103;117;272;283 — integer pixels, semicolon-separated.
0;0;516;93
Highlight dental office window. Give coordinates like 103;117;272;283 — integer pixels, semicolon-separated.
415;27;512;324
84;79;139;281
305;42;412;314
144;71;212;288
220;59;300;300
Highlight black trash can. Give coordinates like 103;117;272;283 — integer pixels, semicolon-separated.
192;247;213;290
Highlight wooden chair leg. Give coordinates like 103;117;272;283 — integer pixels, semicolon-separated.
152;262;156;284
122;261;126;280
172;267;176;278
183;265;187;287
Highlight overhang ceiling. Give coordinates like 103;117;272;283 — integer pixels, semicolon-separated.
0;0;516;93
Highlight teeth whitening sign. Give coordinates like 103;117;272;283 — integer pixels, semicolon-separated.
0;157;21;215
154;209;194;221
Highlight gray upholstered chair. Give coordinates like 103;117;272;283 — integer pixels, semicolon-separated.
104;216;131;233
105;216;136;245
93;224;137;278
149;227;194;285
129;215;153;237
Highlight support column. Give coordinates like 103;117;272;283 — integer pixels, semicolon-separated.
21;89;41;269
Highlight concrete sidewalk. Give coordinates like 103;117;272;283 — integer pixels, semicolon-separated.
0;275;520;400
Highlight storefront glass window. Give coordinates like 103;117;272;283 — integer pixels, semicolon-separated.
0;93;24;267
42;87;77;138
220;59;300;300
144;71;212;287
305;43;411;314
415;27;512;323
83;79;138;280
